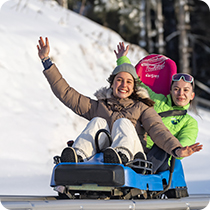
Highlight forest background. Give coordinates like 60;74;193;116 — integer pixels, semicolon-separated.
56;0;210;105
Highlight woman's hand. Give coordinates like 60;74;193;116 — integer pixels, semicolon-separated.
114;42;129;59
176;142;203;157
37;37;50;60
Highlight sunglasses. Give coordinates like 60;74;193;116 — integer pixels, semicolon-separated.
172;73;194;83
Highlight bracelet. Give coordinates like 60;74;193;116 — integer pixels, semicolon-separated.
41;56;50;62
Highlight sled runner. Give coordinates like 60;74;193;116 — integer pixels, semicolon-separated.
50;55;189;200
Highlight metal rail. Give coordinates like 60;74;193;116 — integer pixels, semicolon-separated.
1;194;209;210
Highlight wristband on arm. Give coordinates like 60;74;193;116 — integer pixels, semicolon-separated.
42;56;53;70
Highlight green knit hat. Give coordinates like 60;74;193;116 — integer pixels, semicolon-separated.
112;63;139;80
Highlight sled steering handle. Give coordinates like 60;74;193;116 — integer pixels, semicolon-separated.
95;129;112;153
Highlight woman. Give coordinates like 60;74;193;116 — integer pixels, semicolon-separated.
37;37;202;169
115;42;201;172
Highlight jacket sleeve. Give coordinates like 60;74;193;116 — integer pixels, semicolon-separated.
177;117;198;147
117;56;131;65
43;64;97;120
173;116;198;160
140;105;182;156
140;82;167;103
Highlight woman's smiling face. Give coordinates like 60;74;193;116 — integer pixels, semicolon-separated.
170;79;195;107
111;72;134;99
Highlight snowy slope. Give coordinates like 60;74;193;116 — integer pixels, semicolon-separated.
0;0;209;196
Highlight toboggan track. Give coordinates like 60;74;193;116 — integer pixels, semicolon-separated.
0;194;209;210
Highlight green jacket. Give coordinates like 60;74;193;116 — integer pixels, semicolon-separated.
117;56;198;156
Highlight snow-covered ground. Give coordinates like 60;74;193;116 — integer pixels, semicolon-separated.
0;0;209;198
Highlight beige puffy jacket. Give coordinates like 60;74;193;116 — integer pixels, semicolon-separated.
43;64;182;156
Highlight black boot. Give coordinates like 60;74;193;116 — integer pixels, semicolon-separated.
103;147;122;164
60;147;83;163
118;152;129;164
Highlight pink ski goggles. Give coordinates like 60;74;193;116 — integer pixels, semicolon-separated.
172;73;194;83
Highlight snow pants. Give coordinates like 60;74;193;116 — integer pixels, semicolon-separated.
147;144;170;173
72;117;146;161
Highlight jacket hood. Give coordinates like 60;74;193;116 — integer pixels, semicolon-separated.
94;86;150;100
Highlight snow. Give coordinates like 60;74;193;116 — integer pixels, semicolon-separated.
203;0;210;9
0;0;209;199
